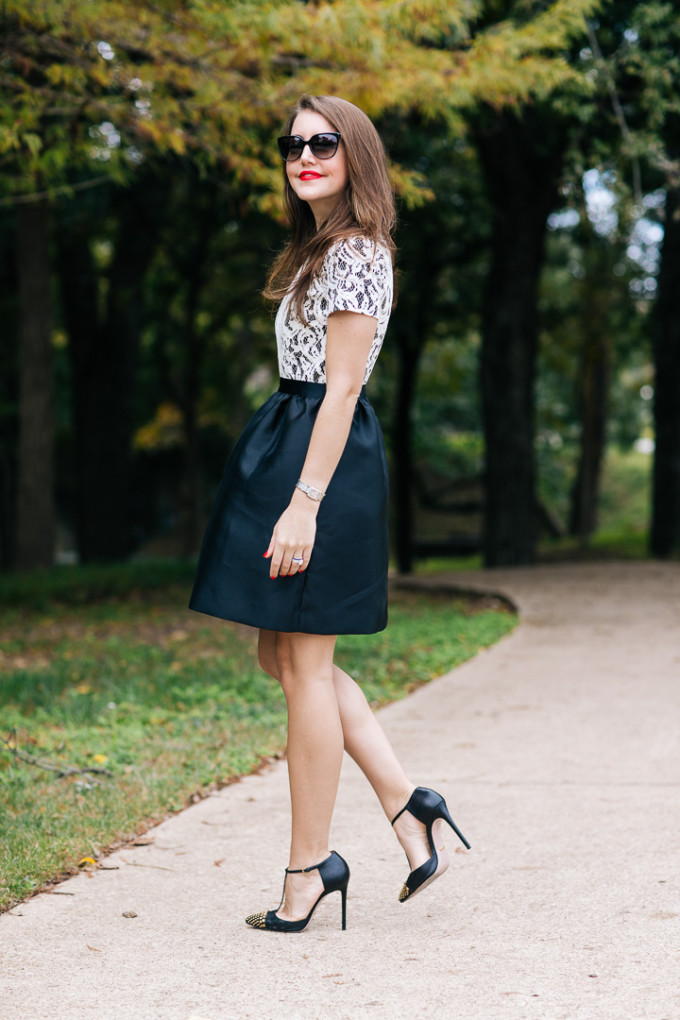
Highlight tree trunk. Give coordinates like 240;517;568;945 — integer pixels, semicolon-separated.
389;243;437;575
57;207;100;563
391;336;421;574
651;182;680;557
59;180;165;562
178;278;204;559
474;109;565;566
0;210;19;570
14;199;55;569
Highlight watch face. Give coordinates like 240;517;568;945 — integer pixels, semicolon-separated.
297;480;324;500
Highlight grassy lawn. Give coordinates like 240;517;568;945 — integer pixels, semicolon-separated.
417;447;654;571
0;562;515;913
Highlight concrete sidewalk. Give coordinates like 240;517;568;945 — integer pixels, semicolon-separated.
1;561;679;1020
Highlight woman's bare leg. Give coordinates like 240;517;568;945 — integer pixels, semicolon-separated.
259;630;434;880
266;630;344;921
331;664;412;819
331;664;433;872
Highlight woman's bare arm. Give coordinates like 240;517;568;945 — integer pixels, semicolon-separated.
265;309;377;579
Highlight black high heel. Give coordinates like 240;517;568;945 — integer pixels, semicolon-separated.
391;787;470;903
245;850;350;932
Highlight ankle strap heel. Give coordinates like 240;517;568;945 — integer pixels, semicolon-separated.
245;851;350;932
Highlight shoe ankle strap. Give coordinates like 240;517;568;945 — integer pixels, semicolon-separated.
286;851;333;875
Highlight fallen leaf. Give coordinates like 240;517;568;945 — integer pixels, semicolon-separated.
92;754;108;764
87;945;101;952
214;858;225;867
78;857;96;867
122;910;138;918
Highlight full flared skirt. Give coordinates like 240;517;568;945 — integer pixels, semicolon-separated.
189;379;389;634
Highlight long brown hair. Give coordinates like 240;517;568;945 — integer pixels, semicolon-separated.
264;95;396;319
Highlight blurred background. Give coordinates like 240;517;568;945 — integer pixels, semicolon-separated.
2;0;679;576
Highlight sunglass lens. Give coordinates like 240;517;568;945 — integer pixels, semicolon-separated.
312;134;339;158
278;136;303;161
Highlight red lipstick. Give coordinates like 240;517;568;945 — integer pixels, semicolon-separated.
299;171;322;180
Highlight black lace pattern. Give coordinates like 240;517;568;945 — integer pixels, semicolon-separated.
275;235;393;384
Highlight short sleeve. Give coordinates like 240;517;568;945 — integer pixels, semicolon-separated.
325;236;391;319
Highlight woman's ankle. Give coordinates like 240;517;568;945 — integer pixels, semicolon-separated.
384;783;417;824
287;848;331;871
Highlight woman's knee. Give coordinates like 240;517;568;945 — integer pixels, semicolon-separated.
257;631;293;684
258;631;281;681
260;631;336;690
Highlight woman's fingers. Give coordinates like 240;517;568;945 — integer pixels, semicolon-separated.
275;549;308;578
267;542;312;579
265;505;317;578
287;551;306;575
267;537;290;579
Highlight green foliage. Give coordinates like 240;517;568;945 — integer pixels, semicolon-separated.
3;1;672;568
598;447;652;536
1;0;601;205
0;581;515;911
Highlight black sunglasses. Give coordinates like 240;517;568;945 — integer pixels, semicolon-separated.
277;132;342;163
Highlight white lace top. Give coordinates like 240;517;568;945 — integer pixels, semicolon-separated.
275;235;393;385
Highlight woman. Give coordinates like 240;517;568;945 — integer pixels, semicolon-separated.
190;94;469;932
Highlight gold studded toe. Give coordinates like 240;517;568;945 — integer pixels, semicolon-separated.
398;883;410;903
245;910;268;929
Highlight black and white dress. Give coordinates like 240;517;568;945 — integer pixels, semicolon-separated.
189;235;393;635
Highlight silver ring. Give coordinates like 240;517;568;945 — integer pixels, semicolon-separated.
291;556;304;564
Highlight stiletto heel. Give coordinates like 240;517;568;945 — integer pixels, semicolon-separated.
439;802;470;851
391;787;470;903
245;850;350;932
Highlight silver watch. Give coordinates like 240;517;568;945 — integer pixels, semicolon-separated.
295;479;326;502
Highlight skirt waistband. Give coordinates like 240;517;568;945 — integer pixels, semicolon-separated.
278;378;366;397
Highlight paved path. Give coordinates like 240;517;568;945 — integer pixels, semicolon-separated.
1;561;679;1020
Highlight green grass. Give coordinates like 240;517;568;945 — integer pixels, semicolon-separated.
412;447;654;571
0;559;197;611
597;447;652;540
537;448;652;562
0;567;515;912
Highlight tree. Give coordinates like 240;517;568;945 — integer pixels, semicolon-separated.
651;130;680;556
574;1;680;556
621;4;680;557
1;0;604;567
472;105;569;565
138;170;279;557
57;172;171;560
14;199;54;568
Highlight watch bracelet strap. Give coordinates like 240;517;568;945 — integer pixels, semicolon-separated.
295;479;326;502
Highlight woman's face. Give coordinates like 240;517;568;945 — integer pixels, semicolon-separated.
286;110;348;227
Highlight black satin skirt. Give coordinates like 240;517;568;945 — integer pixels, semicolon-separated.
188;379;389;634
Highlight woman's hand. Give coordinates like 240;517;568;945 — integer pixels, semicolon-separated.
264;494;319;578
